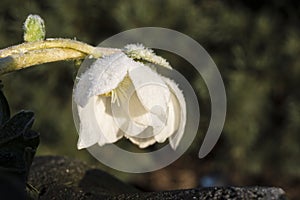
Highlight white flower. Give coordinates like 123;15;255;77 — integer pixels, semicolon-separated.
73;45;186;150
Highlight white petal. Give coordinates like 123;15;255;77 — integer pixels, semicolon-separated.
77;96;122;149
128;91;167;135
77;96;100;149
128;63;170;121
112;90;148;137
125;128;157;148
74;52;135;107
154;93;178;143
94;96;123;146
112;71;168;138
110;76;149;136
162;77;187;150
128;92;150;127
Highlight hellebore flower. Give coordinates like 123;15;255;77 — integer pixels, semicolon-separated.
73;44;186;150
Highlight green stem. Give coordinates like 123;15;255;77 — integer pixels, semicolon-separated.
0;38;121;75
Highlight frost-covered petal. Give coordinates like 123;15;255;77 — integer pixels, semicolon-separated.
128;63;170;121
74;52;135;107
162;77;187;149
123;44;172;69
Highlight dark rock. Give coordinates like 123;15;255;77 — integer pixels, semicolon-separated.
110;187;287;200
28;156;139;199
28;156;287;200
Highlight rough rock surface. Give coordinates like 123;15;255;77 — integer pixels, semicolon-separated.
110;187;287;200
28;156;138;199
28;156;287;200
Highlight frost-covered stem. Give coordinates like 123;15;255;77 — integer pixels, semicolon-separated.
0;38;121;75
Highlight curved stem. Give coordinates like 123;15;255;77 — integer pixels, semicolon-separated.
0;38;121;75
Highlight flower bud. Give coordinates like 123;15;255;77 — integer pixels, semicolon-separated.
23;14;46;42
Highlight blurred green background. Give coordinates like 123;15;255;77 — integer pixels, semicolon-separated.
0;0;299;199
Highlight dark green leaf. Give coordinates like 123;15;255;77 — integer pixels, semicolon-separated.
0;83;10;125
0;111;34;146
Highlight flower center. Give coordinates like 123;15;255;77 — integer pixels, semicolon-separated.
99;75;133;105
99;90;118;104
